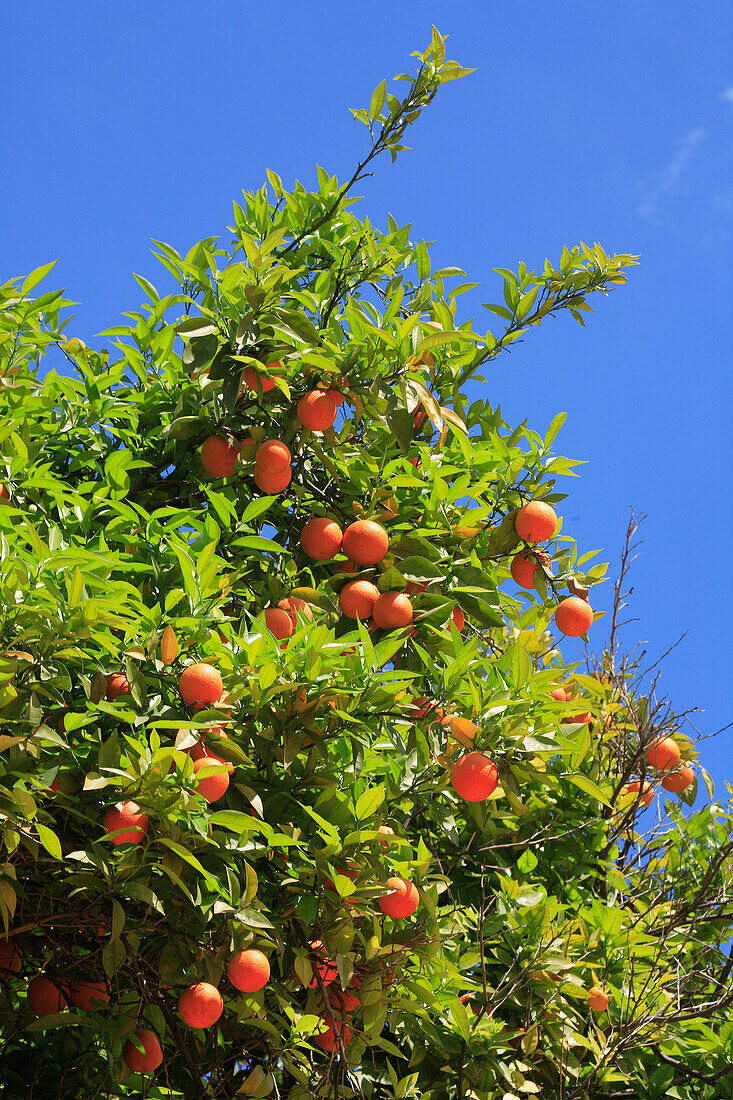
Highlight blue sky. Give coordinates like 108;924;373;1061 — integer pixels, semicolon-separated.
2;2;731;794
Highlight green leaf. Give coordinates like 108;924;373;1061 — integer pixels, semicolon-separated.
369;80;386;120
21;260;58;296
355;785;385;820
37;824;62;860
565;773;611;807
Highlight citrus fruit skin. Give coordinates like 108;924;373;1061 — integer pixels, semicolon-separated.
227;948;271;992
554;596;594;637
315;1017;352;1051
411;696;450;726
510;549;551;588
103;801;149;845
378;876;419;919
178;982;224;1028
179;663;223;706
627;780;654;807
342;520;389;566
28;975;66;1015
297;390;337;431
193;756;230;803
448;716;478;748
646;737;681;772
0;939;21;974
264;607;294;640
69;980;110;1010
339;580;380;619
254;464;291;493
451;606;465;632
515;500;558;543
550;687;570;701
242;364;278;393
373;591;413;629
255;439;291;474
301;517;343;560
587;986;609;1012
106;673;131;701
377;824;395;849
278;596;314;629
201;436;240;477
451;752;499;802
662;766;694;794
123;1029;163;1073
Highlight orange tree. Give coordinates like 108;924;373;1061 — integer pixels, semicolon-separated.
1;28;733;1100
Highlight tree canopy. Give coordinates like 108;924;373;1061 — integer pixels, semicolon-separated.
0;27;731;1100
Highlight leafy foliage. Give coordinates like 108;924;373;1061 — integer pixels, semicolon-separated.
0;27;731;1100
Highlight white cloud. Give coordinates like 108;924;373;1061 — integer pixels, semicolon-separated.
720;87;733;102
637;128;707;223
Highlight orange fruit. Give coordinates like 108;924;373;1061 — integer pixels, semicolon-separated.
103;801;149;845
451;606;465;632
278;596;314;629
242;364;278;393
255;439;291;474
315;1017;352;1051
201;435;240;477
550;687;570;701
662;767;694;794
106;673;130;701
451;753;499;802
515;501;558;543
372;591;413;630
627;780;654;807
330;389;346;407
339;580;379;619
193;756;230;803
342;520;389;566
554;596;594;637
411;697;450;726
264;607;294;640
297;390;337;431
301;517;343;560
227;948;270;992
510;549;551;589
307;940;339;987
448;716;478;748
378;876;419;919
331;988;360;1013
123;1029;163;1073
27;975;66;1015
377;824;396;849
646;737;680;772
254;464;291;494
0;483;9;501
587;986;609;1012
179;663;223;706
69;980;110;1010
178;982;223;1028
0;938;20;974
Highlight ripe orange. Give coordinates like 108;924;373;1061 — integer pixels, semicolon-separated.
192;756;230;803
451;753;499;802
451;606;465;632
646;737;681;772
377;824;396;849
587;986;609;1012
297;390;337;431
412;696;450;726
227;948;270;992
0;938;20;974
662;767;694;794
264;607;294;640
255;439;291;474
279;596;314;629
378;876;419;919
27;975;66;1015
373;591;413;630
179;982;223;1028
339;580;380;619
307;940;339;987
242;364;278;393
106;673;130;701
201;435;240;477
179;663;223;706
342;519;389;566
253;464;291;494
550;687;570;701
515;501;558;543
69;980;110;1010
0;483;10;501
510;549;551;589
627;780;654;808
448;716;478;748
315;1017;352;1051
103;801;149;845
301;517;343;560
554;596;594;637
331;988;360;1013
123;1029;163;1073
329;389;346;407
